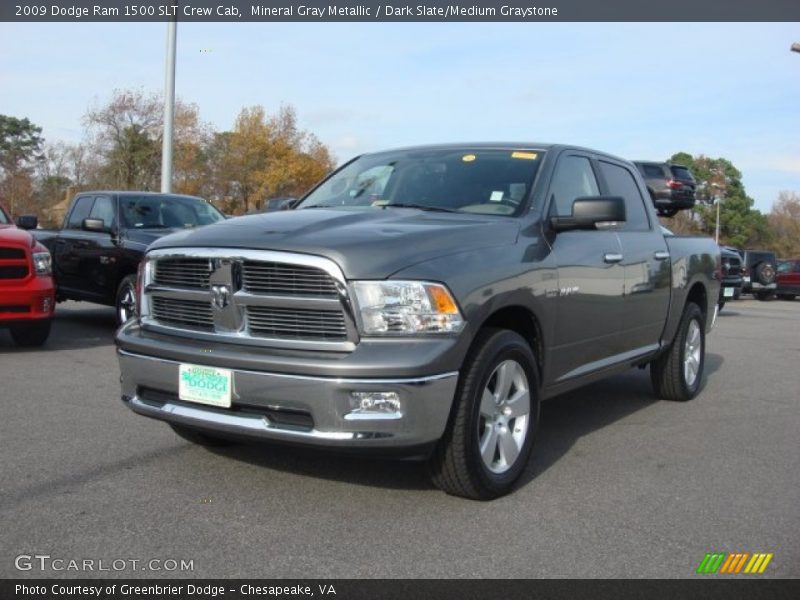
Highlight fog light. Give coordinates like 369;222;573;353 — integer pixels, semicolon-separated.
345;391;402;420
42;297;53;313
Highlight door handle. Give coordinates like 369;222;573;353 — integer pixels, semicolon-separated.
603;253;623;264
654;251;670;261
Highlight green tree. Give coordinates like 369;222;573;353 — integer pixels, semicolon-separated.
0;115;44;214
669;152;769;249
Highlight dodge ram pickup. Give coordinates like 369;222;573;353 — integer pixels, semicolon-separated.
34;191;225;325
116;143;721;499
0;206;55;346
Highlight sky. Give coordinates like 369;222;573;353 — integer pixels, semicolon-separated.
1;22;799;212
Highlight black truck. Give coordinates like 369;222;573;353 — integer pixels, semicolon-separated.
33;191;225;324
116;143;721;500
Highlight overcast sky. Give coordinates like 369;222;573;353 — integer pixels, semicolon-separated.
1;22;798;212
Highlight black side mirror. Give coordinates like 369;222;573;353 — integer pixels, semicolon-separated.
550;196;626;232
15;215;38;230
82;217;107;233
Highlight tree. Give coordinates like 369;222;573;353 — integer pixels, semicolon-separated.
669;152;770;249
0;115;44;214
768;192;800;257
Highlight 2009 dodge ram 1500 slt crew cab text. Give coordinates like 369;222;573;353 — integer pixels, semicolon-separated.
116;144;721;499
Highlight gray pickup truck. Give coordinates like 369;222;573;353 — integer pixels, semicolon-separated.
116;143;721;499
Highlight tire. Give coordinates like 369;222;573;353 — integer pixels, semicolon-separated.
777;294;795;301
169;423;237;447
428;329;540;500
754;291;774;301
115;274;137;326
733;289;742;300
9;320;51;347
754;262;776;286
718;301;725;311
650;302;705;401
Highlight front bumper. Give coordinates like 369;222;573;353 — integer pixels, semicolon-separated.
118;349;458;450
0;276;55;324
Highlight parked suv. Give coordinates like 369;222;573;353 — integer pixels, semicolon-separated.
776;258;800;300
741;250;778;300
0;205;55;346
718;246;743;309
633;161;697;217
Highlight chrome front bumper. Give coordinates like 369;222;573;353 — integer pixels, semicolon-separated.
118;350;458;449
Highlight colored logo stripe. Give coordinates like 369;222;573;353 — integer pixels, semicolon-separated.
697;552;773;574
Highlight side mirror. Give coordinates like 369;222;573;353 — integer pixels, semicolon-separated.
82;217;107;233
15;215;38;230
550;196;626;232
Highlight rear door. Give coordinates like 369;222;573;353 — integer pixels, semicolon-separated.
597;160;671;356
546;152;625;384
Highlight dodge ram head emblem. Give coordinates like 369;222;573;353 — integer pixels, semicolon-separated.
211;284;231;309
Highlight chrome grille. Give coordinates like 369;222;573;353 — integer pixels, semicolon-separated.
247;306;347;340
151;296;214;330
154;258;211;288
242;261;338;297
144;249;356;351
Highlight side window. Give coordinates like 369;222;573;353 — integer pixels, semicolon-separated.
88;195;115;228
548;155;600;217
794;262;800;273
598;161;650;231
66;196;94;230
644;165;663;178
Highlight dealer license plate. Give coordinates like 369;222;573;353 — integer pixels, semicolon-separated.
723;287;734;298
178;364;232;408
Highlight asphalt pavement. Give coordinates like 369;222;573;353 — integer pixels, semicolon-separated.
1;299;798;578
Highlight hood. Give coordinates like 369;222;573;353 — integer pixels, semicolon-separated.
148;207;521;278
0;225;35;248
124;227;184;248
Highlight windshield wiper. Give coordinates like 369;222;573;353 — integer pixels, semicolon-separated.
382;203;460;213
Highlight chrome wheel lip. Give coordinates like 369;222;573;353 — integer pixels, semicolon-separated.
118;285;137;324
683;319;702;388
478;359;531;474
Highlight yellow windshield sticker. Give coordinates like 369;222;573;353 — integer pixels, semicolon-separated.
462;154;476;162
511;151;538;160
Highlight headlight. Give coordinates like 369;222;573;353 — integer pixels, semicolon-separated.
32;251;52;276
352;281;465;335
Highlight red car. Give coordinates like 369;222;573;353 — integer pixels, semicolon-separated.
776;258;800;300
0;205;55;346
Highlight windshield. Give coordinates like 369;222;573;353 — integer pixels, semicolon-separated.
297;148;545;216
119;195;224;229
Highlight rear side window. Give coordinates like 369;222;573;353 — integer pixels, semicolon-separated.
643;164;664;178
548;155;600;217
598;161;650;231
670;166;695;181
66;196;94;229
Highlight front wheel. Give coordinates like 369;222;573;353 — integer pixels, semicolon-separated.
650;302;705;401
9;320;51;347
429;329;540;500
754;291;774;301
115;275;137;326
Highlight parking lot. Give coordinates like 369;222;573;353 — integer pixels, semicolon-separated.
1;299;798;578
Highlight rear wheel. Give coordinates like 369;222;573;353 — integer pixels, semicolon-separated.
650;302;705;401
754;291;774;301
429;329;540;500
169;423;237;447
777;294;795;301
115;275;137;326
9;320;51;347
